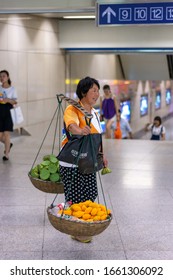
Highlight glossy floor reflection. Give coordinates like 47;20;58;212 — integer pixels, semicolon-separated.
1;121;173;260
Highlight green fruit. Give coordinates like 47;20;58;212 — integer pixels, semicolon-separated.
50;155;58;164
30;154;60;181
43;155;50;161
48;163;58;174
33;165;38;173
38;164;44;172
101;167;112;175
40;168;50;180
41;160;50;166
50;173;60;182
36;164;40;172
107;168;112;174
30;169;39;178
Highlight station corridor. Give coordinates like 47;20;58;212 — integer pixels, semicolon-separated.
1;117;173;260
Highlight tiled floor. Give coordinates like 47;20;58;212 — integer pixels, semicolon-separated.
1;118;173;260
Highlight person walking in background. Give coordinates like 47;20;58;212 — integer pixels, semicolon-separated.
113;109;133;139
59;76;108;243
0;70;17;161
145;116;165;140
100;84;119;139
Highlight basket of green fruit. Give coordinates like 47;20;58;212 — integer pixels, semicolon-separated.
28;154;64;194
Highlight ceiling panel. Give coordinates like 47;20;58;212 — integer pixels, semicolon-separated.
1;0;173;19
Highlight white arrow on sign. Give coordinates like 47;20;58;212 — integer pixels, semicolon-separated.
102;7;116;23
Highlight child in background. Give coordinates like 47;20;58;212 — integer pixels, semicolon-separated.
146;116;166;140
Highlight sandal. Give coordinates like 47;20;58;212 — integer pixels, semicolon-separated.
71;236;92;243
2;156;9;161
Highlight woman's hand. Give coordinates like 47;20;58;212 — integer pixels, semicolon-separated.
100;114;104;122
103;155;108;168
145;123;150;131
81;125;91;135
161;133;166;140
3;98;17;105
68;123;91;135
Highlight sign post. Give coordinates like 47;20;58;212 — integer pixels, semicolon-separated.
97;2;173;26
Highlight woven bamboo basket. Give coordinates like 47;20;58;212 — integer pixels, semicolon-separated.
47;206;112;237
28;173;64;194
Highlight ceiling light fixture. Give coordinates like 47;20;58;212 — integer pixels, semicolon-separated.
63;15;95;19
0;16;32;20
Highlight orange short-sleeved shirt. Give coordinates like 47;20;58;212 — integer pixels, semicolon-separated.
61;103;102;146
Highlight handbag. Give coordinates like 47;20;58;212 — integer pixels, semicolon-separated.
114;121;122;139
10;106;24;125
57;133;104;174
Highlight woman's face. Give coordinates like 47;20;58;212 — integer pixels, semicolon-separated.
103;88;111;97
0;72;9;84
84;83;100;106
154;120;160;127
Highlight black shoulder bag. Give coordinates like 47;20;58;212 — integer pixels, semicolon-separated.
57;118;104;174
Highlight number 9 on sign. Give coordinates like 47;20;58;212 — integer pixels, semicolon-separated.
119;8;131;21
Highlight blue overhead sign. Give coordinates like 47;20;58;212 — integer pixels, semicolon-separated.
97;2;173;26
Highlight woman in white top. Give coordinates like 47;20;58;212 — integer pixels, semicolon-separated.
0;70;17;160
146;116;166;141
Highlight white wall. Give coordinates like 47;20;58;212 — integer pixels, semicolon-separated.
0;14;65;131
59;19;173;81
120;54;169;81
65;53;123;95
0;0;94;10
59;20;173;49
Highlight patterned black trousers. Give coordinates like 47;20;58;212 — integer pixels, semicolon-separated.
60;166;98;204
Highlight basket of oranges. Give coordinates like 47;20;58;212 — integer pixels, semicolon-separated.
47;200;112;237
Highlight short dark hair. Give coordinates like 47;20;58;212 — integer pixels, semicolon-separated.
76;76;100;100
154;116;162;125
103;84;110;91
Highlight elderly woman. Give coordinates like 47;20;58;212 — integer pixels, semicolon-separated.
59;76;108;243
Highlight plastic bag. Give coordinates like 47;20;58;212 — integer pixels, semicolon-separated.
10;106;24;125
